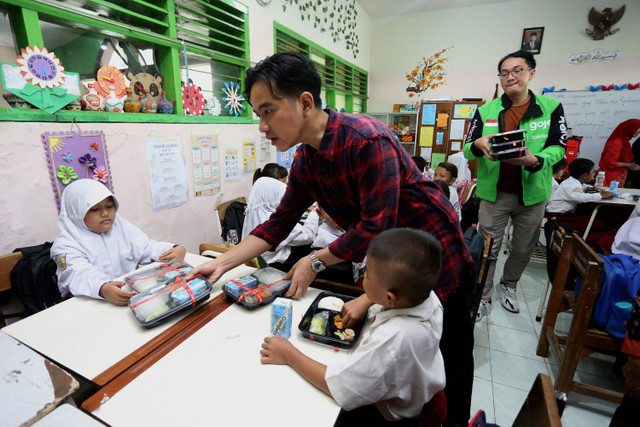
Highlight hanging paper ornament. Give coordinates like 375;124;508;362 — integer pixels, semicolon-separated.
1;45;81;114
222;81;246;116
628;83;640;90
182;79;205;115
207;96;222;116
93;165;109;183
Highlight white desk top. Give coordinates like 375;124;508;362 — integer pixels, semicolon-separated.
3;253;255;382
32;404;104;427
92;288;351;427
0;331;79;427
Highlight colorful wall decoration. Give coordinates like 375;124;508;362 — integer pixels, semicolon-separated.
405;47;453;97
42;130;113;211
282;0;360;58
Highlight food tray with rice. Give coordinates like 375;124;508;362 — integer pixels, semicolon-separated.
222;267;291;309
298;292;365;349
128;273;212;327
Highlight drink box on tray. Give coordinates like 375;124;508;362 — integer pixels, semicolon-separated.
298;292;365;350
128;272;212;327
490;129;528;160
222;267;291;309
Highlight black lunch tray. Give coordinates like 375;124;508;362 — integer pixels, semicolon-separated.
298;291;365;349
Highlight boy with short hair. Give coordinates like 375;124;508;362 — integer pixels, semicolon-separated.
435;162;461;219
260;228;447;425
546;158;614;233
550;157;568;195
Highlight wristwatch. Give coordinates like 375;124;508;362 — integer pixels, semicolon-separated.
309;250;326;273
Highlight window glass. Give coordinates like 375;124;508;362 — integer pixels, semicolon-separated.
0;9;17;108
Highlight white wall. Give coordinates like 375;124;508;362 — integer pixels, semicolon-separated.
0;0;372;253
367;0;639;111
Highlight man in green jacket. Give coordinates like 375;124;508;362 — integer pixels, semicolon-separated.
463;50;567;321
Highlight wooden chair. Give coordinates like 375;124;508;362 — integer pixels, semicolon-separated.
0;251;23;327
470;233;493;321
513;374;563;427
215;196;246;229
535;226;569;322
198;242;264;269
536;233;624;403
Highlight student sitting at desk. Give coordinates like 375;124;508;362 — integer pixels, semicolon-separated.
598;119;640;187
550;157;568;195
546;158;614;236
434;162;461;219
242;163;319;269
261;229;447;426
51;179;186;306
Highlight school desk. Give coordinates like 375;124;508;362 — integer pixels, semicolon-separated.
2;253;256;387
85;288;353;427
0;330;79;426
31;404;104;427
583;188;640;240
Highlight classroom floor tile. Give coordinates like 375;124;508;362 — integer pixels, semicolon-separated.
473;235;625;427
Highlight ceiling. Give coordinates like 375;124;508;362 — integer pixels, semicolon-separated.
358;0;512;19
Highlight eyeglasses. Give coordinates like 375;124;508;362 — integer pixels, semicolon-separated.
498;67;532;79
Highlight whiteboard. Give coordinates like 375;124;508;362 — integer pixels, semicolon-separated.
545;90;640;167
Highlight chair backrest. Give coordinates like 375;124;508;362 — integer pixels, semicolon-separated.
463;182;477;205
549;226;566;259
0;252;23;293
571;233;605;312
476;233;493;288
199;242;261;269
513;373;562;427
216;197;246;229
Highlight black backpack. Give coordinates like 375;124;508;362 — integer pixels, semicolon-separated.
460;196;480;232
10;242;61;317
221;201;247;245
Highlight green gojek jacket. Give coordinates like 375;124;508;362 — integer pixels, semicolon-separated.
463;91;568;206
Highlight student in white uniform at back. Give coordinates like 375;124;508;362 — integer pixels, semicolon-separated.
51;179;186;306
434;162;461;220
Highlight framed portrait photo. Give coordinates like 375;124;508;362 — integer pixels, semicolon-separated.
521;27;544;55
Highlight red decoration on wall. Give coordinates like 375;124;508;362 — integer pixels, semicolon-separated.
182;79;205;116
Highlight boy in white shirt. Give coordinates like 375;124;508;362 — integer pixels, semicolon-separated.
550;157;568;195
260;228;447;425
434;162;461;219
546;158;614;233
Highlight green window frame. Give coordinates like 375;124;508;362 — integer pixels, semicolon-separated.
0;0;252;123
274;23;367;114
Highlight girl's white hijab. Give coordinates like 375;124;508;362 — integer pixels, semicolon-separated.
448;151;472;183
51;179;147;275
242;176;286;241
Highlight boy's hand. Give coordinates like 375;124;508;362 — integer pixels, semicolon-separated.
601;190;615;199
260;336;295;365
99;281;137;306
158;245;187;261
341;294;373;328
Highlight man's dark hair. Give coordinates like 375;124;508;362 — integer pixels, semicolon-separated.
552;157;568;175
433;179;451;198
244;51;322;108
529;33;538;39
437;161;458;179
411;155;427;173
253;163;284;183
367;228;442;305
498;50;536;71
568;158;595;179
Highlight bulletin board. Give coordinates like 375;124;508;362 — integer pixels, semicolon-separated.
42;130;113;211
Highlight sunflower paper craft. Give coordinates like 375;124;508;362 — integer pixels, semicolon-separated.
93;165;109;183
57;165;78;185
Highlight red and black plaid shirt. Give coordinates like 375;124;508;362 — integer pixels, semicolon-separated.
251;109;473;299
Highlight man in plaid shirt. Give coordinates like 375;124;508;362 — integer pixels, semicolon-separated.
189;52;475;426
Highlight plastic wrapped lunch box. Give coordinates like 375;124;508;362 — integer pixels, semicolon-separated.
298;291;365;349
124;260;194;293
222;267;291;309
129;273;212;327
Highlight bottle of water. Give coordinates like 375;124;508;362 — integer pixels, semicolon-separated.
595;171;605;188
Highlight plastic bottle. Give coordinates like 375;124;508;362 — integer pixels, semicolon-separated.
595;171;605;188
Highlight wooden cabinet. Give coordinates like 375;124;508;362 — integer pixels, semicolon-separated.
367;111;419;156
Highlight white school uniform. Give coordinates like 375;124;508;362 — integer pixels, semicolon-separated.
546;176;602;213
612;217;640;260
325;291;446;421
449;184;461;219
51;179;174;299
242;177;319;264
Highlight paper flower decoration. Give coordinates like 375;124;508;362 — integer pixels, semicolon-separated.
16;46;65;88
61;152;72;162
57;165;78;185
222;81;246;116
601;84;614;91
79;153;96;169
589;85;601;91
90;142;99;151
93;165;109;183
628;83;640;90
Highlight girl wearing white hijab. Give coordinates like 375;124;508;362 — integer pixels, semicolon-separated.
447;152;472;183
51;179;186;306
242;170;319;265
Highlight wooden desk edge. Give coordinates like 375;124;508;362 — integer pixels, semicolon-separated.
91;293;232;386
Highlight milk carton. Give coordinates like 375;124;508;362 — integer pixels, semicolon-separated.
271;297;293;338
